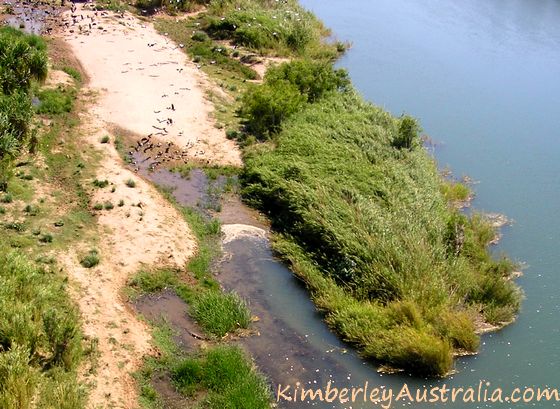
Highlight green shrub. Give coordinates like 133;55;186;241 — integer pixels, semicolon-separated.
80;249;100;268
191;290;251;337
23;204;38;215
1;193;13;203
240;81;306;138
392;115;419;150
100;135;110;144
104;201;114;210
39;233;53;243
441;180;471;202
125;178;136;188
240;60;348;138
172;358;204;395
191;31;209;42
265;59;349;103
171;345;270;408
92;179;109;188
118;199;124;207
4;221;25;232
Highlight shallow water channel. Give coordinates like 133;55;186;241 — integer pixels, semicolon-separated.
131;156;491;409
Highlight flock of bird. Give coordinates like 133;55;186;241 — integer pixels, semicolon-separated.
5;0;208;173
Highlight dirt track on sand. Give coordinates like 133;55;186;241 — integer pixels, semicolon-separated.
53;5;242;408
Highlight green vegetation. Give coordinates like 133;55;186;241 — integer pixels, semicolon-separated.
135;0;206;13
130;190;268;407
35;86;76;115
191;291;251;338
93;179;109;188
0;27;47;191
136;325;270;409
240;59;348;138
241;60;521;376
0;250;85;407
100;135;110;144
204;0;337;58
62;66;82;83
172;345;270;408
80;249;100;268
125;178;136;188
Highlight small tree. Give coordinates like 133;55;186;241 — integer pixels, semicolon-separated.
240;81;306;139
393;115;419;150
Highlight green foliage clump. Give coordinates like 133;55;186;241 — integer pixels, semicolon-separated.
92;179;109;188
191;290;251;337
240;59;347;139
62;66;82;83
80;249;100;268
171;345;270;408
35;87;75;115
125;178;136;188
0;28;47;189
392;115;420;150
205;0;330;57
241;90;522;376
129;269;179;294
0;250;84;406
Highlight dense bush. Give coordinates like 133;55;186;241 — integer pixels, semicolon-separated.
240;81;306;138
265;59;349;102
240;60;348;139
241;90;522;376
0;27;47;190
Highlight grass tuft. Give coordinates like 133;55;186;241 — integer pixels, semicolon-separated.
191;290;251;338
80;249;100;268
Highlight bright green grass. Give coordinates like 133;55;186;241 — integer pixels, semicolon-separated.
241;89;521;376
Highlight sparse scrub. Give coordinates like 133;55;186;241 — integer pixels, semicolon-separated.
104;201;114;210
80;249;100;268
100;135;110;144
93;203;103;211
125;178;136;188
1;193;13;203
118;199;124;207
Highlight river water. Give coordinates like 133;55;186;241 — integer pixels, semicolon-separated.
133;1;560;407
294;0;560;407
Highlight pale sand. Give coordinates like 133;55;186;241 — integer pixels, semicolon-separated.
61;4;241;166
58;102;197;409
48;5;246;407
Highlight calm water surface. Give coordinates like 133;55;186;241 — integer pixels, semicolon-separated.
291;0;560;407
